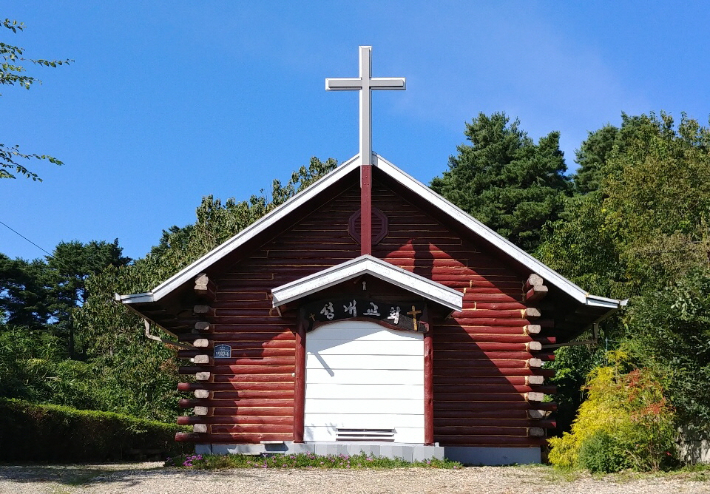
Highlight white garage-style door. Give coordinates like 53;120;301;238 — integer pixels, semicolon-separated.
304;320;424;443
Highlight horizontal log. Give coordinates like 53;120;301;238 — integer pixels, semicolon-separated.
180;365;294;376
435;385;556;395
180;331;295;342
434;376;540;386
434;435;547;447
435;342;535;352
214;374;295;383
445;318;533;327
179;433;293;444
178;415;294;425
212;406;294;417
459;301;527;310
435;326;529;335
434;401;557;412
435;334;532;344
450;309;538;319
210;424;293;434
210;390;295;400
175;432;206;442
182;399;294;408
179;348;295;359
178;382;293;392
435;351;534;360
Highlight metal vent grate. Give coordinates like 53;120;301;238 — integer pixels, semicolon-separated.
336;428;396;442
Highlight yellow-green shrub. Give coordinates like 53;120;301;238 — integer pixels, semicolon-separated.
549;353;676;471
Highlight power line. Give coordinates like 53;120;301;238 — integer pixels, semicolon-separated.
0;219;53;257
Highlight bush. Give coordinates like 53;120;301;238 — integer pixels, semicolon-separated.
0;398;190;462
577;431;629;473
548;356;677;471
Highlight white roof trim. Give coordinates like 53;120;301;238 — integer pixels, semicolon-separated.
132;156;361;303
371;153;622;309
115;292;154;304
271;255;463;311
119;152;622;311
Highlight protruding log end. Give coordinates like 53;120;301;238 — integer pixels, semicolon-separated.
194;273;217;301
194;406;210;416
526;341;542;352
193;338;213;349
523;307;542;319
524;324;542;335
525;392;545;402
527;358;543;368
193;424;208;434
193;355;212;366
195;371;211;381
525;375;545;386
527;409;548;420
528;427;545;437
525;273;544;290
195;321;211;333
194;305;215;317
524;285;548;303
194;389;211;399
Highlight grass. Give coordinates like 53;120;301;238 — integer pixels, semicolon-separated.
164;452;463;470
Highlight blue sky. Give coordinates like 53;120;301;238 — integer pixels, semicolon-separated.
2;2;710;262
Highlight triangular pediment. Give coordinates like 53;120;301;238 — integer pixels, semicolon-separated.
270;254;463;311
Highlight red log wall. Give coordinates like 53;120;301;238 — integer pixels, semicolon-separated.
178;177;552;447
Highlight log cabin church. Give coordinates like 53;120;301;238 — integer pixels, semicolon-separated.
117;47;623;465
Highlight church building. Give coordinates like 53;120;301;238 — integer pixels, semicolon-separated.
117;47;622;465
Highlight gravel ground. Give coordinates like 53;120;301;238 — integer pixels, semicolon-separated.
1;462;709;494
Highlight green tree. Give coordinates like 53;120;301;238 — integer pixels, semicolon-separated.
1;18;70;181
539;112;710;441
431;112;571;252
72;157;337;420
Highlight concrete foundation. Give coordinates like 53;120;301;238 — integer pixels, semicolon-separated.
195;442;540;465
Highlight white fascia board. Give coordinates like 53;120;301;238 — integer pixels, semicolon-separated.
271;254;463;311
586;295;624;309
115;292;154;304
135;157;362;303
371;153;622;308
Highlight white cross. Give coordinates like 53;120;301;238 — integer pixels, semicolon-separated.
326;46;406;166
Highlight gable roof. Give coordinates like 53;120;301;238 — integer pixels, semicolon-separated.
118;152;623;313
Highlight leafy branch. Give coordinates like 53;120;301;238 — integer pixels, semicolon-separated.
1;18;71;181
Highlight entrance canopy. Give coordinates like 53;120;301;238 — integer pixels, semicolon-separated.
271;254;463;312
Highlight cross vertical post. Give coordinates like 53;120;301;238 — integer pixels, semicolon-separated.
326;46;405;255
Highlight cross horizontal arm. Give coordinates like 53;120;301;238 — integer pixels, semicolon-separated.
325;77;406;91
370;77;406;89
325;78;362;91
